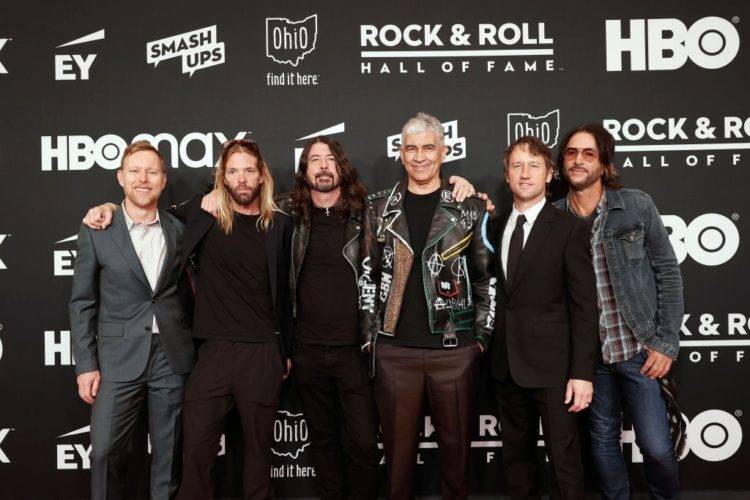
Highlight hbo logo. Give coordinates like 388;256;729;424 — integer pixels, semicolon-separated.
606;16;740;71
662;214;739;266
680;410;743;462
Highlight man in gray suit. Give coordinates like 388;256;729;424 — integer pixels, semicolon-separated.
70;140;196;500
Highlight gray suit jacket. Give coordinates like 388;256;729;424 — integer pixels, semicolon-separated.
69;208;196;382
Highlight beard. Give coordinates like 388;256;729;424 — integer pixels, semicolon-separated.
308;172;339;193
564;166;600;191
228;184;259;206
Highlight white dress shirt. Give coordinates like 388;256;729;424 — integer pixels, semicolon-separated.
122;203;166;333
501;198;546;278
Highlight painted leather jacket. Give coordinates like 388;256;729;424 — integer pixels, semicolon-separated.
359;178;496;349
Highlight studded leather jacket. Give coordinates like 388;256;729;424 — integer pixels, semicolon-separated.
275;194;364;320
359;179;496;350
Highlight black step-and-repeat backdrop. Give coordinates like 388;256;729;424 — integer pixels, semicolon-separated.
1;1;748;497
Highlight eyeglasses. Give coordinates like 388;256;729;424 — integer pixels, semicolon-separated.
563;147;599;162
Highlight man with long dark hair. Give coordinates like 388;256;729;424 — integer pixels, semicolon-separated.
274;136;378;500
554;124;684;500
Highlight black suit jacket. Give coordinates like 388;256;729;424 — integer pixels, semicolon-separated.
169;194;294;360
490;201;598;388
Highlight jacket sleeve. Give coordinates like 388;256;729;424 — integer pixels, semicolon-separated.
564;218;599;382
467;205;496;350
167;195;201;223
358;201;382;350
643;194;684;359
69;224;100;375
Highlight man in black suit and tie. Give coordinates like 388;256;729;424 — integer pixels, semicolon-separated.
491;136;598;500
70;141;196;500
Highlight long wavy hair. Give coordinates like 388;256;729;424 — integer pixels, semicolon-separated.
291;136;367;222
214;139;278;233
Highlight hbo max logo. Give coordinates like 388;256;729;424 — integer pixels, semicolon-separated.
662;214;739;266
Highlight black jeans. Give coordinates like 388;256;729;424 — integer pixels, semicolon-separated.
294;342;379;500
177;340;283;500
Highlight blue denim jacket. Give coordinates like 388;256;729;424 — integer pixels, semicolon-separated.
554;188;683;359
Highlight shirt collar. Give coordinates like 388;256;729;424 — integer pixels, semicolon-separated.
121;202;160;230
511;197;546;224
565;190;607;217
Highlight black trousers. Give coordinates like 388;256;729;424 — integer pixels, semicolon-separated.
494;375;585;500
294;342;379;500
177;340;283;500
375;342;481;500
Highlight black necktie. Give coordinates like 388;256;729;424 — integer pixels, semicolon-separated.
506;214;526;287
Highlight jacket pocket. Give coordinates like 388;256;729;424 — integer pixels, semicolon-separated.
616;225;645;264
97;322;125;337
533;322;568;338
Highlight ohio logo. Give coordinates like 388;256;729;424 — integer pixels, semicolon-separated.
41;131;250;171
662;214;739;266
147;25;225;77
271;411;311;459
387;120;466;163
507;109;560;147
606;16;740;71
266;14;318;67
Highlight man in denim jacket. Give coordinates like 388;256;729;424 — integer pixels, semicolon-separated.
553;124;684;500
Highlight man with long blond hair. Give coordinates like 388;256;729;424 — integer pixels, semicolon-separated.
81;139;294;499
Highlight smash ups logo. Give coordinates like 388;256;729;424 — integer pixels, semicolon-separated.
147;25;225;76
265;14;318;67
506;109;560;147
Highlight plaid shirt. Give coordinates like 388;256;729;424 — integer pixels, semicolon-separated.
567;192;641;364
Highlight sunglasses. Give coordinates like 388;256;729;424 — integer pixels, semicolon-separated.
222;138;259;150
563;147;599;162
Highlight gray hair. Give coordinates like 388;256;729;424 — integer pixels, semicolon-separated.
401;112;444;147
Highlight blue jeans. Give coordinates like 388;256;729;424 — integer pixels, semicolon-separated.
589;350;679;500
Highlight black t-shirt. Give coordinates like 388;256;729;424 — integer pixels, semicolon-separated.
385;189;471;348
296;207;359;345
193;213;277;342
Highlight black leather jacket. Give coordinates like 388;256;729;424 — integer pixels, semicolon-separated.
275;194;364;320
359;179;496;349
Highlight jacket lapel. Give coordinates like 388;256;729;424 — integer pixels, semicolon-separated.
109;209;152;293
153;209;176;295
383;181;413;254
506;202;556;296
424;183;459;251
